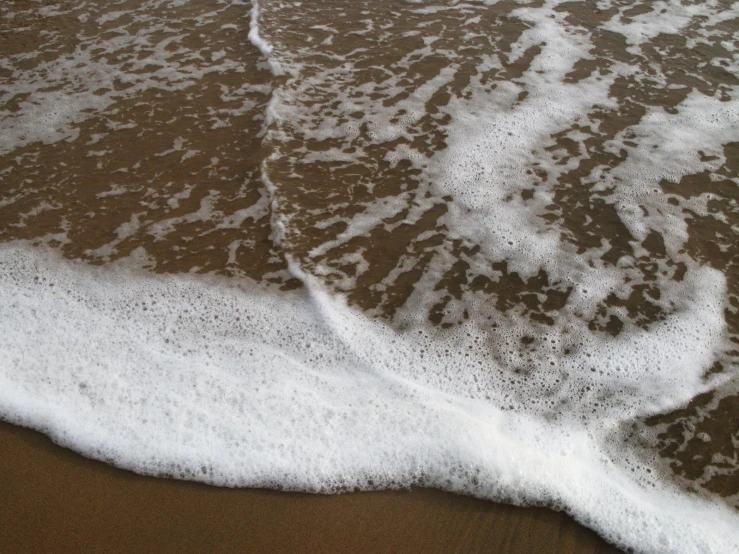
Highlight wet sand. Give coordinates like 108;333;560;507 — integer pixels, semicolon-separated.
0;421;622;553
2;1;736;552
0;4;622;552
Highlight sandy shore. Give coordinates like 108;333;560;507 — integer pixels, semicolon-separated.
4;2;734;552
0;421;623;553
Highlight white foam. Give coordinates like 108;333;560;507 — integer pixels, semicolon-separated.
603;1;726;47
3;1;739;553
432;4;616;274
248;0;284;75
0;1;248;157
415;3;633;325
1;244;736;554
595;90;739;249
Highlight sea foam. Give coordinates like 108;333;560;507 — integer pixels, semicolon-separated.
1;0;738;553
0;243;736;554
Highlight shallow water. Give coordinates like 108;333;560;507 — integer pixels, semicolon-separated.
1;1;737;553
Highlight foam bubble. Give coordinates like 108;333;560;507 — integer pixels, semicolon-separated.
3;1;739;553
1;244;736;554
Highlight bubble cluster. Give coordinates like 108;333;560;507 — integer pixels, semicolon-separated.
0;236;735;554
1;0;738;553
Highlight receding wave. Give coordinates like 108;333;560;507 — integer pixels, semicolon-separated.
1;1;737;553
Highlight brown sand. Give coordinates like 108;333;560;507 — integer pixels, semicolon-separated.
2;1;735;552
1;3;621;552
0;421;623;553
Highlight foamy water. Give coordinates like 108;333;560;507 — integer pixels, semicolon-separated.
1;1;738;553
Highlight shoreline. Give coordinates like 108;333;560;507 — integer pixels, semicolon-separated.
0;420;623;553
2;1;735;552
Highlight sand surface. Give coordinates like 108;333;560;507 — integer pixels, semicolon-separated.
0;421;623;553
1;1;736;552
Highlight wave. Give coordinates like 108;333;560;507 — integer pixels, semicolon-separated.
1;1;738;553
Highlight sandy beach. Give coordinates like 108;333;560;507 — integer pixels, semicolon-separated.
1;1;736;552
0;421;623;553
